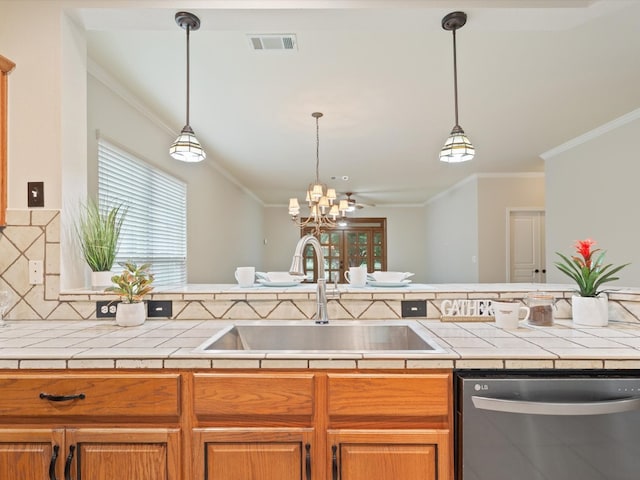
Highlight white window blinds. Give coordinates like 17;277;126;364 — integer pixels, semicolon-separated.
98;139;187;286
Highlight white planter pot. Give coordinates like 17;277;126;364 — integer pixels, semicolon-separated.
115;302;146;327
571;294;609;327
91;271;113;291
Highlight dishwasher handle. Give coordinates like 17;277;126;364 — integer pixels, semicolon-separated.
471;395;640;416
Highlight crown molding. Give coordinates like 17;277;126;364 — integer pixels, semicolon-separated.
87;57;264;207
541;108;640;161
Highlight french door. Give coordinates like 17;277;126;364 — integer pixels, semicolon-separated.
301;218;386;283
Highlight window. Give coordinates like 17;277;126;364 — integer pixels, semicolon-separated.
98;139;187;286
301;218;387;283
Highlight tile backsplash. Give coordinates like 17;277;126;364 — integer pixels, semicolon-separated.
2;209;640;324
0;209;62;319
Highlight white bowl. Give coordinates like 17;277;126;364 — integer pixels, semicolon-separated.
368;271;414;283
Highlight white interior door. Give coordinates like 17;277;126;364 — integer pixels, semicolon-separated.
509;210;546;283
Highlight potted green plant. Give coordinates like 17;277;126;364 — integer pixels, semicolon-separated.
107;262;154;327
555;238;629;326
75;199;126;290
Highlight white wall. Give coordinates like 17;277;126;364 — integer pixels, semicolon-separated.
424;177;479;283
477;174;545;282
88;74;264;285
544;109;640;287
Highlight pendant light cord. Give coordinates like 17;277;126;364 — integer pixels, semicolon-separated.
452;28;459;127
315;115;320;183
185;23;191;127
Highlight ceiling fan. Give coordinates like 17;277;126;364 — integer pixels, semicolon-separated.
343;192;374;212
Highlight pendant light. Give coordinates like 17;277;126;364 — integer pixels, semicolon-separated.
439;11;475;163
170;11;206;163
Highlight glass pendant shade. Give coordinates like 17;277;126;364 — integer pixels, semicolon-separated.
439;124;475;163
170;125;206;163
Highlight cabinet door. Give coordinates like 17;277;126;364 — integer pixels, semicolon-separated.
65;428;180;480
327;430;451;480
194;428;314;480
0;428;64;480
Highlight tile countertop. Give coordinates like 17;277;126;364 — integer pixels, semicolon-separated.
2;318;640;370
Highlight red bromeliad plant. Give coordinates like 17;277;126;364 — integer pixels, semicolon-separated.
555;239;629;297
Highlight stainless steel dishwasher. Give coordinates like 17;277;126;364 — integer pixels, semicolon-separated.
456;371;640;480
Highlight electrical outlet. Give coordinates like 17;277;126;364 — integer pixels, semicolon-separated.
28;260;43;285
96;300;119;318
147;300;172;318
401;300;427;318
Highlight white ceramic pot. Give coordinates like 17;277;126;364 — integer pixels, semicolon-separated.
115;302;146;327
571;294;609;327
91;271;113;291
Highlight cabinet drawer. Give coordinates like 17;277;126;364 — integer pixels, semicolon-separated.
0;373;181;417
193;373;314;417
327;373;450;418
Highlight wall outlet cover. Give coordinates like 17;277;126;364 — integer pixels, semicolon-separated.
96;300;120;318
147;300;172;318
401;300;427;318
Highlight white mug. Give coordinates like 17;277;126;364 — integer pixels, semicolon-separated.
344;266;367;287
492;301;530;330
235;266;255;287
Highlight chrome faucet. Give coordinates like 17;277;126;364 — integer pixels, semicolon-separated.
289;234;329;324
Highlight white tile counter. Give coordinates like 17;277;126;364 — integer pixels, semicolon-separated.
2;317;640;370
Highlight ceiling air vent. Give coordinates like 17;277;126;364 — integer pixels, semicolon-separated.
247;34;297;51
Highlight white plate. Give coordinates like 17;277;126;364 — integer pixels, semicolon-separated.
367;280;412;287
257;280;303;287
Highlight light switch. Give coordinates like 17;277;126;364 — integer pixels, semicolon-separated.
28;260;43;285
27;182;45;207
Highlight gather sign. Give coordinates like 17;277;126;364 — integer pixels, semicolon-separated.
440;299;494;319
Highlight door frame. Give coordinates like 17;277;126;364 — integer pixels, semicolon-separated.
505;207;545;282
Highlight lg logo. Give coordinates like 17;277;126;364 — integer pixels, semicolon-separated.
474;384;489;391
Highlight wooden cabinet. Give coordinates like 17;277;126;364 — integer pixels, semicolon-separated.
0;369;452;480
192;373;316;480
0;373;181;480
326;373;452;480
0;428;64;480
191;371;452;480
327;430;448;480
194;428;315;480
0;54;15;226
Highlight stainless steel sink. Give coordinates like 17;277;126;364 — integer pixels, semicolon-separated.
193;321;446;354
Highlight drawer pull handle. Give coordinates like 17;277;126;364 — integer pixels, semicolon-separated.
331;444;338;480
49;444;59;480
40;392;86;402
64;445;75;480
305;443;311;480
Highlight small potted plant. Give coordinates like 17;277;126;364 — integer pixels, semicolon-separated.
107;262;154;327
75;199;126;290
555;238;629;326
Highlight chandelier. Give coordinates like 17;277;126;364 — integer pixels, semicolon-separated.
288;112;349;235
